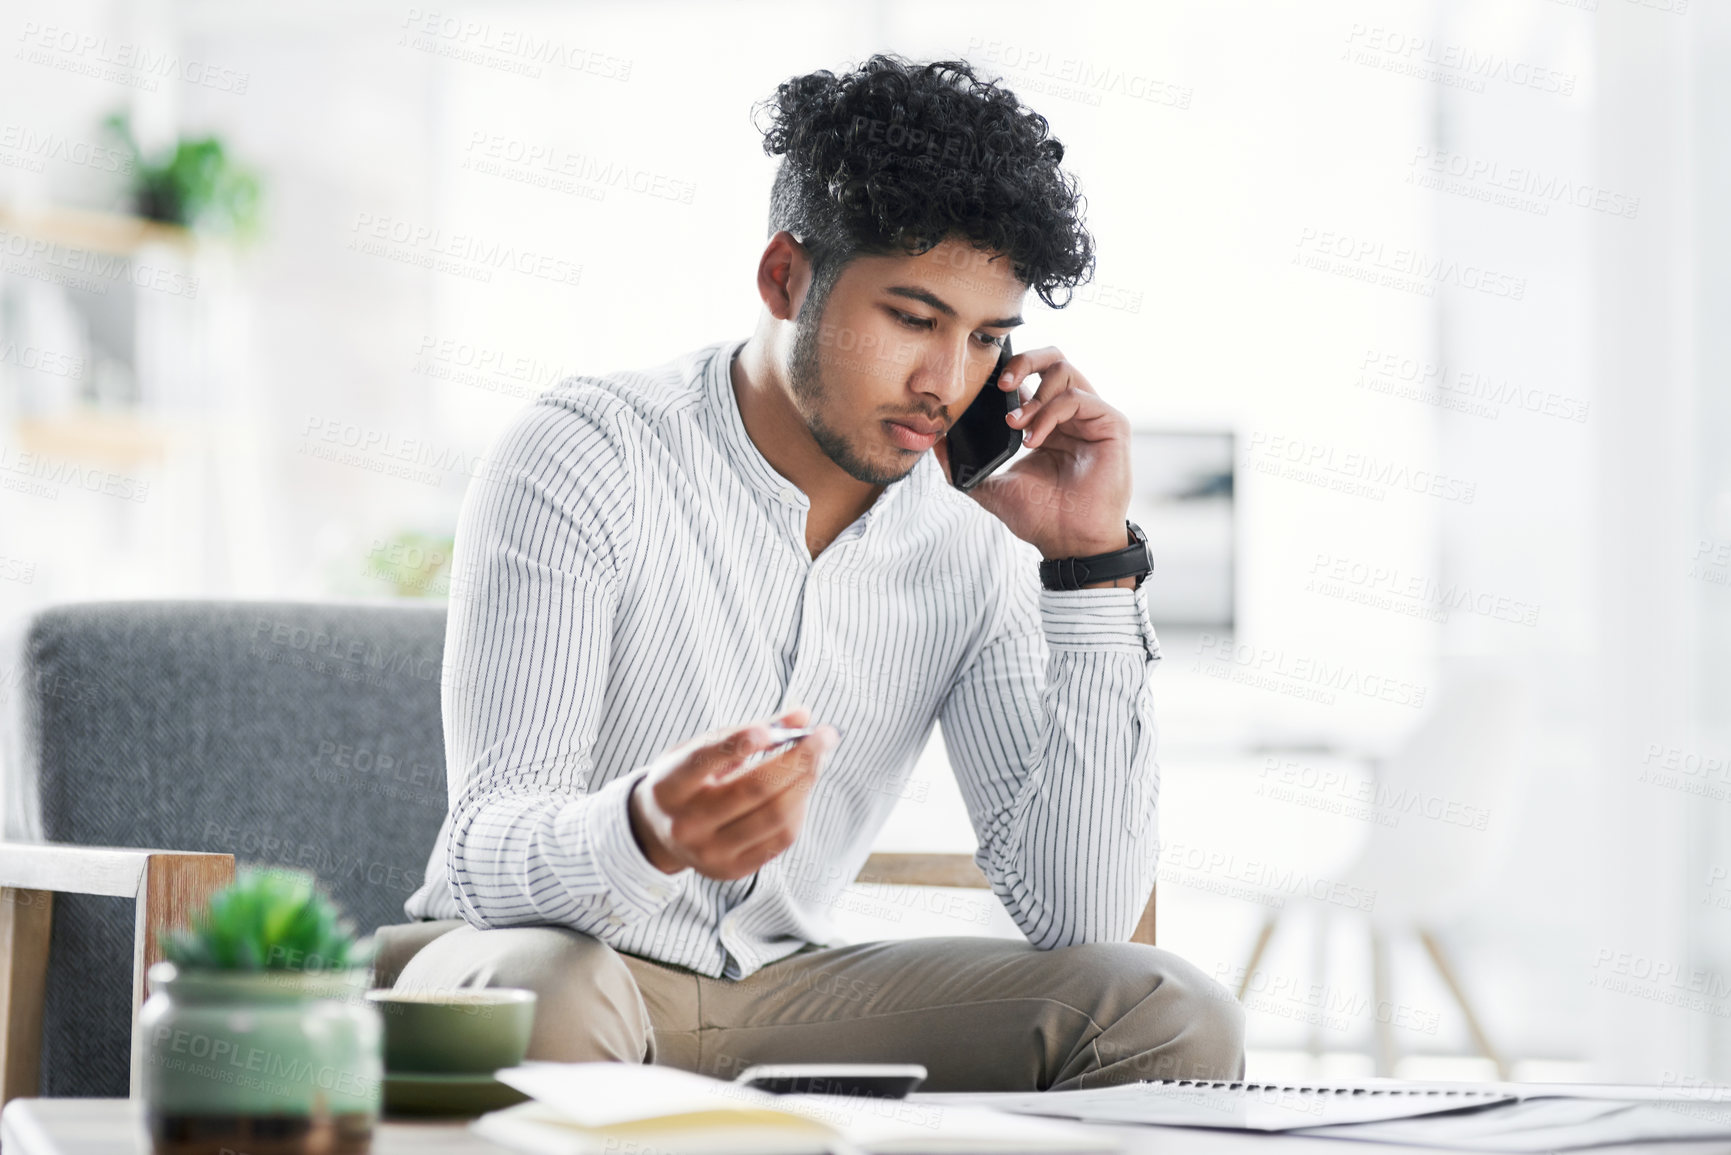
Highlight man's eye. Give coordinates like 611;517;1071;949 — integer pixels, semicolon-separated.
895;311;933;330
976;332;1005;349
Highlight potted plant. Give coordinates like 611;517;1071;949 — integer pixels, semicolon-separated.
102;109;263;239
138;867;382;1155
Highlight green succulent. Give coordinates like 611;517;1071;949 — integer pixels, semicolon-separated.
163;867;373;972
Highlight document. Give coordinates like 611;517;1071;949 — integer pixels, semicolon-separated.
470;1061;1123;1155
913;1078;1731;1150
911;1078;1516;1131
1294;1090;1731;1150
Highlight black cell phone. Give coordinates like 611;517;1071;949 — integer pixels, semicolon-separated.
733;1063;928;1099
944;336;1020;491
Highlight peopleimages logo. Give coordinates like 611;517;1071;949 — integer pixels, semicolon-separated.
1342;24;1577;97
1408;147;1641;220
1294;227;1527;301
0;443;150;503
1355;347;1589;425
397;8;633;81
14;22;251;93
1243;431;1477;505
461;132;695;204
1158;842;1378;912
0;228;199;298
346;212;582;287
1305;551;1541;628
1193;633;1428;709
0;123;133;174
963;37;1192;109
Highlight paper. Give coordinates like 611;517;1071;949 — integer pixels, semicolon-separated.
494;1061;784;1128
476;1061;1121;1154
1296;1096;1731;1151
911;1079;1515;1132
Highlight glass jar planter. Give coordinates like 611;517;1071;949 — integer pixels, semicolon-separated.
138;960;382;1155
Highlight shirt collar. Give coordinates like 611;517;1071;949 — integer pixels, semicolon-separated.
703;337;931;529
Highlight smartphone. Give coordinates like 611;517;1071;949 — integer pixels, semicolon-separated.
944;335;1020;491
733;1062;927;1099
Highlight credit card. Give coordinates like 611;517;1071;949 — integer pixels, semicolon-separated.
761;724;821;745
721;724;834;780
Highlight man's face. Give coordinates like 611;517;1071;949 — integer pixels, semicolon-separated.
786;237;1026;487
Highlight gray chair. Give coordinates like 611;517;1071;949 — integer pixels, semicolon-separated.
0;601;450;1103
0;601;1155;1106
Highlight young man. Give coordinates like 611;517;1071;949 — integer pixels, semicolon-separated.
387;53;1243;1091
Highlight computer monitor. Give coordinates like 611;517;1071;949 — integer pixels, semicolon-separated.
1128;430;1235;630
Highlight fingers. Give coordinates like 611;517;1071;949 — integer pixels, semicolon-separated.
702;725;836;828
709;769;819;875
1004;351;1098;444
657;723;767;803
658;706;810;805
648;708;837;879
1004;369;1126;451
1000;346;1091;407
1019;390;1098;449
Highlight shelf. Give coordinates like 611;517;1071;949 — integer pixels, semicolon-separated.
13;410;172;468
0;203;194;257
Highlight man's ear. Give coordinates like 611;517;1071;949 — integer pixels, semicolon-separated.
757;231;812;323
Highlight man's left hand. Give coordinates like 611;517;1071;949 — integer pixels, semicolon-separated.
933;345;1133;560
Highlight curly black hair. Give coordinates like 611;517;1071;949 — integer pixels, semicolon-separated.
752;53;1096;315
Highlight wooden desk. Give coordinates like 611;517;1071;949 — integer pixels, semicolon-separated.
7;1095;1731;1154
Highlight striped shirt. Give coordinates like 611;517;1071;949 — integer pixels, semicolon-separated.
403;336;1164;980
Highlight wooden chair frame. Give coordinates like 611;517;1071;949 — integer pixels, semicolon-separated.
0;844;1152;1112
856;852;1157;946
0;843;236;1106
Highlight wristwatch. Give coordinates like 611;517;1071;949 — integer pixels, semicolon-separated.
1039;520;1154;591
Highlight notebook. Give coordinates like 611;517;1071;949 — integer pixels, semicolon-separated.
470;1061;1123;1154
910;1077;1518;1131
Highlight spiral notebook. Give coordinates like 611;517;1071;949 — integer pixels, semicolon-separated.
910;1078;1517;1132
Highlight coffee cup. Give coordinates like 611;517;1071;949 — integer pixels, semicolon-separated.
365;987;537;1075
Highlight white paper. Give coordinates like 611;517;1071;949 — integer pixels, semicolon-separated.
1297;1097;1731;1151
910;1079;1516;1131
493;1061;790;1128
485;1061;1122;1154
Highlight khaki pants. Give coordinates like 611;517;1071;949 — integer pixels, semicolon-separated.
375;919;1245;1092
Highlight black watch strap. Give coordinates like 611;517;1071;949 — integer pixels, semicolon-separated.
1040;521;1153;591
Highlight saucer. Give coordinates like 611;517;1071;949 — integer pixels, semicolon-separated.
382;1071;530;1116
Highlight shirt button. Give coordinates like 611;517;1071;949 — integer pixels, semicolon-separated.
779;485;799;504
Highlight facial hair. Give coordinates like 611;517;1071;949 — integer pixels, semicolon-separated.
787;306;920;488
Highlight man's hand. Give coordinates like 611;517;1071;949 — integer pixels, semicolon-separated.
932;345;1134;562
626;705;840;879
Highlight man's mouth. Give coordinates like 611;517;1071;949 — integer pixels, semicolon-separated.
884;419;943;451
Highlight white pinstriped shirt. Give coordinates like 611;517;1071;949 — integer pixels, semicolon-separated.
403;336;1164;980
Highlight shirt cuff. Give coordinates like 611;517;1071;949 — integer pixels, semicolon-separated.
1039;584;1163;664
569;766;690;925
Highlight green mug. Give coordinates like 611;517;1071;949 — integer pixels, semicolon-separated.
364;988;536;1075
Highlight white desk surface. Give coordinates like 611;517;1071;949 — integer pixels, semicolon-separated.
8;1095;1731;1155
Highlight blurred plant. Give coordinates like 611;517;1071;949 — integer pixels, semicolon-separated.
367;529;456;599
103;109;262;239
162;867;373;972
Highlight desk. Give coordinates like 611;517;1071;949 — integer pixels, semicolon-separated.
7;1097;1731;1154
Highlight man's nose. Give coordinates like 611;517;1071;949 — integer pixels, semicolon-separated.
916;344;972;411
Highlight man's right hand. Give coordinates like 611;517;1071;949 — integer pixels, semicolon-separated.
626;705;840;879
